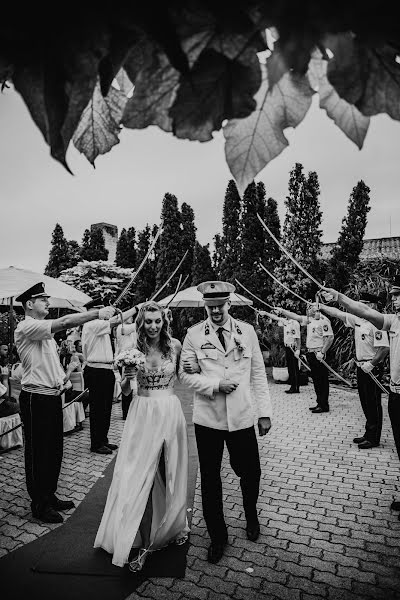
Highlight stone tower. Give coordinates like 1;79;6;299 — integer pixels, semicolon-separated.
91;223;118;263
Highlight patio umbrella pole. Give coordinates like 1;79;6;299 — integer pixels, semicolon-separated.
8;296;14;361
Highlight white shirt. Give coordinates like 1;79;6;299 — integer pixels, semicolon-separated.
302;315;333;350
279;318;300;347
382;314;400;389
14;316;66;393
115;323;137;356
346;314;389;361
81;320;113;368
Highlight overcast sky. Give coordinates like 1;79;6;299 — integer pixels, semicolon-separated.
1;86;400;274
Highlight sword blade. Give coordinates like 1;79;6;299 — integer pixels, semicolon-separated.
234;279;274;310
319;357;353;387
259;263;309;305
151;250;189;301
368;371;389;395
257;213;323;289
115;221;163;306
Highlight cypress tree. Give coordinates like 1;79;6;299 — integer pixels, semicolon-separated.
238;181;269;300
181;202;197;286
212;233;223;276
219;180;242;283
89;228;109;261
66;240;81;269
116;227;137;268
192;242;215;285
155;193;183;294
328;180;371;291
274;163;323;311
80;229;92;261
45;223;70;277
134;225;157;303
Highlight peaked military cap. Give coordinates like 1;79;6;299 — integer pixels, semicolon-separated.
359;291;380;304
389;276;400;295
16;282;50;304
197;281;235;306
84;297;104;310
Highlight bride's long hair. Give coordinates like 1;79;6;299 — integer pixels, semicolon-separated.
135;301;173;358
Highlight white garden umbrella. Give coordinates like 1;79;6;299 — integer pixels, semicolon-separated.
157;285;253;308
0;266;91;309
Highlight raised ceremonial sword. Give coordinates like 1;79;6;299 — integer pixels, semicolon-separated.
151;250;189;302
368;371;389;395
318;356;353;387
259;263;310;305
234;279;275;310
114;221;163;306
257;212;323;289
165;273;189;308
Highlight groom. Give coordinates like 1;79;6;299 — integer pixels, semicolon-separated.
179;281;272;563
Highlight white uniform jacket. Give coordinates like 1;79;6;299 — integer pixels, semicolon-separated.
179;318;272;432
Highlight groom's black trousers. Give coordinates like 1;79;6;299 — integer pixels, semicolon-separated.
194;423;261;543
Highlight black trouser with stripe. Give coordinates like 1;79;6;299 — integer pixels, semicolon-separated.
357;367;383;444
84;366;115;450
285;346;300;391
388;391;400;461
194;424;261;543
307;352;329;410
19;391;63;511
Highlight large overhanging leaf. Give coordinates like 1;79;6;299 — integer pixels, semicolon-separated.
223;62;314;193
72;80;128;165
2;4;400;186
326;32;400;120
308;54;370;148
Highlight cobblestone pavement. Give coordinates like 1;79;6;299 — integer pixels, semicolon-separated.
1;379;400;599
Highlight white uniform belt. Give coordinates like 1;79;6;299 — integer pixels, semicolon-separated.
138;388;174;398
86;362;114;370
306;347;323;352
22;385;62;395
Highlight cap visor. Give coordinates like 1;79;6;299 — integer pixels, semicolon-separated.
204;298;229;306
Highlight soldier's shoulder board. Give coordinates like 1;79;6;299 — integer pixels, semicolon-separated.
187;320;204;330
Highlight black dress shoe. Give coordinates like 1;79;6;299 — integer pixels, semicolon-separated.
246;519;260;541
207;541;226;564
91;445;112;455
51;497;75;511
391;500;400;511
311;407;329;413
285;389;300;394
309;405;319;411
358;440;379;449
105;443;118;450
353;436;366;444
33;506;63;524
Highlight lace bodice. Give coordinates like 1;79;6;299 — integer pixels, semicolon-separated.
137;353;176;391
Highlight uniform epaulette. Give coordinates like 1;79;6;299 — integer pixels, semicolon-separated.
187;320;203;329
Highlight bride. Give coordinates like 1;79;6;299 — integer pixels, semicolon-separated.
94;301;190;571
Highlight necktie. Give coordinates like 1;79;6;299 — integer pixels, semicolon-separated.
216;327;226;351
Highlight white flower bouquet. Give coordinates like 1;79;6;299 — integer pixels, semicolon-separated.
114;349;146;383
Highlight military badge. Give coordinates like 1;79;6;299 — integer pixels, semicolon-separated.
204;324;210;335
323;325;329;332
201;343;215;349
375;331;383;340
234;337;246;351
235;324;242;335
361;334;366;340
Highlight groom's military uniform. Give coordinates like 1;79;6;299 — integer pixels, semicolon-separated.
179;282;272;548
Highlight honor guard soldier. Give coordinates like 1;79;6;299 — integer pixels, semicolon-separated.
274;304;334;413
179;281;272;564
322;279;400;515
14;282;116;523
320;291;389;448
82;299;138;454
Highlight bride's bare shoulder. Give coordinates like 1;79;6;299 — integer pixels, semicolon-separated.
172;337;182;353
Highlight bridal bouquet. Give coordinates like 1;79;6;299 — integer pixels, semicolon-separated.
114;348;146;379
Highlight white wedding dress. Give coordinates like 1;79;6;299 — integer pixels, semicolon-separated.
94;351;189;568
